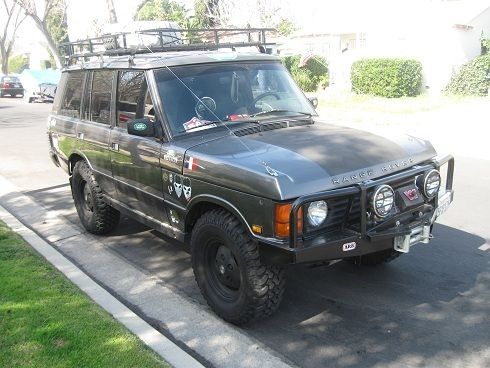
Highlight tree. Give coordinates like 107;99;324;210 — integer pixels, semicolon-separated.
135;0;188;27
276;18;296;36
8;53;28;73
193;0;220;27
0;0;27;74
15;0;66;68
106;0;118;24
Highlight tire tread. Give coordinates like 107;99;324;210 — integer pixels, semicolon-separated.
72;161;119;234
191;209;285;325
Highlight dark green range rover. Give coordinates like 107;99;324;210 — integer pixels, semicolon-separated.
47;29;454;324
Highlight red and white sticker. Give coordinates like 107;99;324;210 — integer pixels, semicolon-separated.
183;117;216;131
184;156;197;171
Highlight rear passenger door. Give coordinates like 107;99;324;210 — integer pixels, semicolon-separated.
110;70;169;224
50;71;85;171
77;70;116;197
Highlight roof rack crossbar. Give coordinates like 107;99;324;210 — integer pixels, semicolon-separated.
60;27;276;66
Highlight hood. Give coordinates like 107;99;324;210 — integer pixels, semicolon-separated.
184;121;437;200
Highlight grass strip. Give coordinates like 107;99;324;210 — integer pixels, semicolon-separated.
0;220;170;368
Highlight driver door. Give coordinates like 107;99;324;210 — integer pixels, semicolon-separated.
110;70;169;224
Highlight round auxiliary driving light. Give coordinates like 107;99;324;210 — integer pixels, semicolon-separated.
372;185;395;218
417;169;441;199
307;200;328;227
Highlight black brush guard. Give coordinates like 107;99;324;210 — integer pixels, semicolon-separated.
259;155;454;265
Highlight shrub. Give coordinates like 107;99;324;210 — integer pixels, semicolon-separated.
444;54;490;96
8;55;29;74
281;55;329;92
351;58;423;98
482;38;490;55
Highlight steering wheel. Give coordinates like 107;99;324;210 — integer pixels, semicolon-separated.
248;92;280;112
195;96;217;120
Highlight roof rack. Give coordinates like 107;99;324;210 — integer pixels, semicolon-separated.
60;27;277;66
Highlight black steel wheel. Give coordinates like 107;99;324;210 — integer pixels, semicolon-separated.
191;209;285;325
71;160;120;234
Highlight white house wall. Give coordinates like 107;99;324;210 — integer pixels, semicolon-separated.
287;1;490;94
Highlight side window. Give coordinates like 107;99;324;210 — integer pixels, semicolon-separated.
90;70;113;125
52;73;68;115
60;71;85;118
81;72;93;121
144;90;155;122
116;71;146;129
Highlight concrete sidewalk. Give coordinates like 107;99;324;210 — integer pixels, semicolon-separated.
0;175;295;368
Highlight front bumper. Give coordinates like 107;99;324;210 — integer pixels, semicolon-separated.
259;155;454;265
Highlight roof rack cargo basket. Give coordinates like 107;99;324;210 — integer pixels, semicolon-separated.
60;27;277;66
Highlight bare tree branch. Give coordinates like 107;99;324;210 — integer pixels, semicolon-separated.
14;0;63;68
1;0;26;73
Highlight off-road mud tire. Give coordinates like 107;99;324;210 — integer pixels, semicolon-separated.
191;209;285;325
347;248;402;266
72;160;120;234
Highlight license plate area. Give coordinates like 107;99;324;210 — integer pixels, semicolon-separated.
436;191;452;218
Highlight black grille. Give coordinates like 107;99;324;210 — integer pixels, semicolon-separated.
304;176;417;236
233;126;260;137
261;121;288;131
232;119;313;137
305;196;361;235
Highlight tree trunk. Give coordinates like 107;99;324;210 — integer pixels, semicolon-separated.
0;45;8;74
31;15;62;68
106;0;118;24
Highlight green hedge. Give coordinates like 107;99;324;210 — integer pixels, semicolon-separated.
482;38;490;55
8;55;28;74
281;55;329;92
444;54;490;96
351;58;423;97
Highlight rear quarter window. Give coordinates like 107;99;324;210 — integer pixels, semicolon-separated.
52;73;68;115
60;71;86;119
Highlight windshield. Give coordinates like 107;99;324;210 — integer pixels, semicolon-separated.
154;61;317;135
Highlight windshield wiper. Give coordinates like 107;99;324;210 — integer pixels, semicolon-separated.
250;110;313;118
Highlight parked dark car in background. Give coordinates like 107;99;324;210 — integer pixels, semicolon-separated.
0;76;24;97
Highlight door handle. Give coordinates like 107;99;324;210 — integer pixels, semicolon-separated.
111;142;119;151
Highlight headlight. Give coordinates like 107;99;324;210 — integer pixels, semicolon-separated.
307;200;328;227
417;169;441;199
372;185;395;218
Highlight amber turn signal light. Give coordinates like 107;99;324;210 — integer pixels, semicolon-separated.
274;203;303;238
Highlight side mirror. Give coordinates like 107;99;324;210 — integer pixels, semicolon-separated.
308;96;318;109
127;118;155;137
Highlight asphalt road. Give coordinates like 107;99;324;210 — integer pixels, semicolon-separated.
1;97;489;368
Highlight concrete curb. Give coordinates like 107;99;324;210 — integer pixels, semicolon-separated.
0;204;204;368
